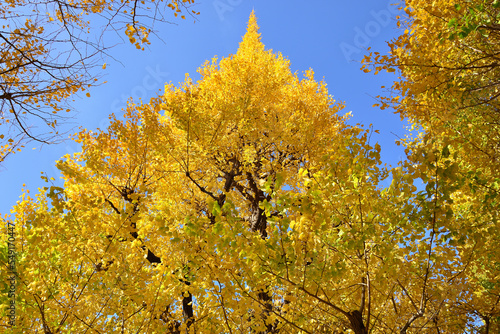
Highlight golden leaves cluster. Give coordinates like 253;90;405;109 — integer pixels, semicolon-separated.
363;1;500;332
3;8;499;334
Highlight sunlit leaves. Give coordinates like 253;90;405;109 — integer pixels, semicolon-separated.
363;0;500;332
0;0;198;162
3;5;499;333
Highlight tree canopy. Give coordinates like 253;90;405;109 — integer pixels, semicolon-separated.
2;4;500;334
363;0;500;332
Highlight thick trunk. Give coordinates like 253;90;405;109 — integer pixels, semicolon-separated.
250;202;276;333
347;310;367;334
182;288;194;332
250;204;268;238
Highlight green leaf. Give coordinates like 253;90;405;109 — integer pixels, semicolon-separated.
441;145;450;158
275;172;285;190
211;201;221;216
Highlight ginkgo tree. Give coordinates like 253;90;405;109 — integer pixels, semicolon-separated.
1;10;497;334
363;0;500;332
363;0;500;178
0;0;199;163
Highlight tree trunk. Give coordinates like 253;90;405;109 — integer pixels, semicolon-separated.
347;310;367;334
182;290;194;333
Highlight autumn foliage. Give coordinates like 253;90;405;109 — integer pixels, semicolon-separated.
2;4;500;334
363;0;500;332
0;0;198;162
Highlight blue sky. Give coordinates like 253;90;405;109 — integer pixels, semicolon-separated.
0;1;406;216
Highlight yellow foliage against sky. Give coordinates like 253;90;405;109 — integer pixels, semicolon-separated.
1;7;500;334
0;0;198;162
363;1;500;332
364;0;500;178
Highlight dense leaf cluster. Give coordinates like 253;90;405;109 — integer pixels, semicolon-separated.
2;3;499;333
